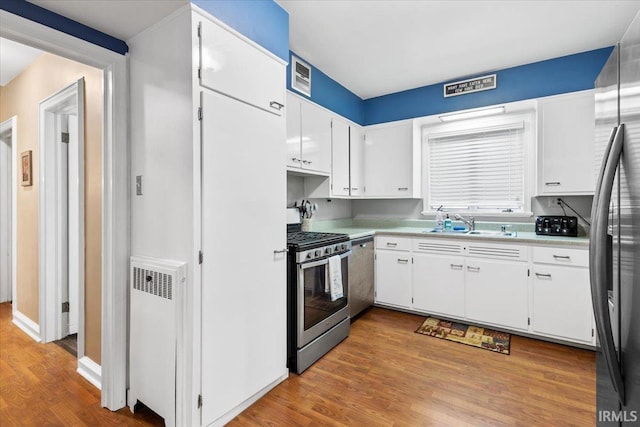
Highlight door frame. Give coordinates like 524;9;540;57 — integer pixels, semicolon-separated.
0;117;17;306
0;10;129;410
38;79;84;346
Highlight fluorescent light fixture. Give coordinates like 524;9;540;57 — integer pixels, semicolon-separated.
439;106;505;122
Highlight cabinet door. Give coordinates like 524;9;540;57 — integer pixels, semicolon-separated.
364;123;412;197
201;90;286;424
538;91;595;195
532;265;593;343
331;117;350;196
301;100;331;174
199;19;284;115
349;125;365;196
465;258;528;330
286;93;302;168
349;239;374;317
413;253;465;318
374;250;412;308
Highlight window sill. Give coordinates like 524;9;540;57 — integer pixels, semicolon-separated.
421;211;534;219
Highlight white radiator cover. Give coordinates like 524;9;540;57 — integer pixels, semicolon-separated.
128;256;186;427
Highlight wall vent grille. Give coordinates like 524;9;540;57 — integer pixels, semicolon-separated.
132;267;173;300
415;242;463;254
468;245;522;260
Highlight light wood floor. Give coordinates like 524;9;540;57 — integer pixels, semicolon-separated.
230;308;596;426
0;302;595;426
0;302;163;426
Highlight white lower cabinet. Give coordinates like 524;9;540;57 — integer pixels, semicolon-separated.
413;253;465;318
374;235;593;347
531;247;594;344
374;237;412;308
464;258;529;331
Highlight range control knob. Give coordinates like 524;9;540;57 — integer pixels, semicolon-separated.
341;244;347;251
314;250;321;257
306;253;312;259
325;248;332;255
334;245;341;252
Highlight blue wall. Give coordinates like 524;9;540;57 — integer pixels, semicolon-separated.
363;47;613;125
0;0;128;54
193;0;289;63
287;51;365;125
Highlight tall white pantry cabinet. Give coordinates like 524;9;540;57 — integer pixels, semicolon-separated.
129;5;288;427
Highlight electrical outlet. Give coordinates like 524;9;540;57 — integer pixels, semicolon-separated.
136;175;143;195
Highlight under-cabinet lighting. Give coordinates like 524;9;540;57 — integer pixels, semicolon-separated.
439;106;505;122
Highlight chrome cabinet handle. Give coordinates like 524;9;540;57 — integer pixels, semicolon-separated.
269;101;284;110
397;258;409;264
351;187;358;190
552;255;571;260
343;187;350;191
467;266;480;272
273;248;288;254
545;182;561;186
450;264;463;270
386;242;397;247
535;272;552;278
590;124;625;404
291;158;301;163
398;187;409;191
302;160;312;164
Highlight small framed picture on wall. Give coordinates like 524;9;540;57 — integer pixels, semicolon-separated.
21;150;32;186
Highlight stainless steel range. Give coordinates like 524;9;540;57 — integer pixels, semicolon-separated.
287;212;351;373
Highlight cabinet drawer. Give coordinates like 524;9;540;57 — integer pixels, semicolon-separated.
413;239;464;255
375;236;411;251
532;246;588;267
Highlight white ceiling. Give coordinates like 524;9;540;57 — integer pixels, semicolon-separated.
10;1;640;99
278;0;640;99
28;0;188;41
0;37;43;86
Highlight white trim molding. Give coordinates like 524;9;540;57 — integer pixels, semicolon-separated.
1;10;129;411
12;310;41;342
0;117;17;306
78;356;102;390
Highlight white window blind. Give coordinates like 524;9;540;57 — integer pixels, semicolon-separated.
426;122;525;212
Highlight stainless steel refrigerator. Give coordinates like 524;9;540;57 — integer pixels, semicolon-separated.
591;10;640;426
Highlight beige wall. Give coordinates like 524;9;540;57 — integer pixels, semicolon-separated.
0;53;103;363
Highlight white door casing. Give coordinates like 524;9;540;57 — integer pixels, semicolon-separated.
38;78;84;344
0;117;16;304
1;10;129;409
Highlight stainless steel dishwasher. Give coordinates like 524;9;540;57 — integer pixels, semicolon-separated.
348;236;374;318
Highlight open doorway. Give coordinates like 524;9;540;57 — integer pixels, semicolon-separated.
38;79;84;349
0;117;16;305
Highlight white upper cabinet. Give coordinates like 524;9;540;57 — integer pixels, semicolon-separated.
364;122;414;198
199;19;284;115
537;90;595;195
349;125;365;196
331;117;350;196
286;92;331;175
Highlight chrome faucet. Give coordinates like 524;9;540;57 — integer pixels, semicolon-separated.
454;214;475;231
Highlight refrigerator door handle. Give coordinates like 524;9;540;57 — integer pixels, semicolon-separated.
590;123;625;405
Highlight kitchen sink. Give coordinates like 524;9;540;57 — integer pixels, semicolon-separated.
424;229;517;237
465;230;517;237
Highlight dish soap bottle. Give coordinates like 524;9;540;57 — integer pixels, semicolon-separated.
435;207;444;231
444;214;452;231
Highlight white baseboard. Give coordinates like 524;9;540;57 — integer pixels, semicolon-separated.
12;310;41;342
210;370;289;427
78;356;102;390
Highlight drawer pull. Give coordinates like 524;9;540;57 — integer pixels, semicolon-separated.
269;101;284;110
552;255;571;260
397;258;409;264
386;242;398;247
545;182;561;186
302;160;312;165
398;187;409;191
343;187;350;191
450;264;463;270
291;158;301;163
535;272;552;278
467;266;480;272
351;187;358;190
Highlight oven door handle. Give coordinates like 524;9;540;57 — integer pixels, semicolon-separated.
299;250;352;269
